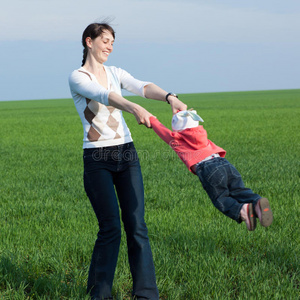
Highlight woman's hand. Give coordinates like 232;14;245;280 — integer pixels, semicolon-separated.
167;95;187;114
132;104;153;128
108;92;153;127
144;84;187;114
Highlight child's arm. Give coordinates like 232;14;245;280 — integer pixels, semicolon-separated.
150;116;175;145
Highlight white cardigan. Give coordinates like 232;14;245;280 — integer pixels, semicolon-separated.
69;66;152;148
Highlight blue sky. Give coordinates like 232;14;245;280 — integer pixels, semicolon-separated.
0;0;299;101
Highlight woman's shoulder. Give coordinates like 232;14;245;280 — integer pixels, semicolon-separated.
69;67;83;78
70;67;90;75
68;67;93;85
105;65;128;75
105;66;135;84
70;67;93;78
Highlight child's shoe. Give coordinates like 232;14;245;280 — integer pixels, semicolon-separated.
255;198;273;227
240;203;256;231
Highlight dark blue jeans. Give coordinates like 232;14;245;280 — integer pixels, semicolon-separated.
83;142;159;300
195;157;261;222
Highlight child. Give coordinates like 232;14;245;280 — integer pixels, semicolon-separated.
150;110;273;231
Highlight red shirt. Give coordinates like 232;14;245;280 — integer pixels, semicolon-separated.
150;116;226;173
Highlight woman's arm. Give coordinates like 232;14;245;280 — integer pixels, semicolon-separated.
108;91;153;128
69;70;110;105
70;69;153;128
116;68;187;113
144;83;187;114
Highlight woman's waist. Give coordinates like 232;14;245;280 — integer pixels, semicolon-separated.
84;141;134;154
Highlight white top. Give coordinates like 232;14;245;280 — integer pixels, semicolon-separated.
69;66;152;148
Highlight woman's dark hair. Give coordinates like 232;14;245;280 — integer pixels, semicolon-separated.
81;23;115;66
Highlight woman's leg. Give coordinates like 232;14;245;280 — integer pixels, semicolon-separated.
114;159;159;300
84;167;121;299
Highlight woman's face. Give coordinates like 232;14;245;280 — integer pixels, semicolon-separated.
88;30;114;64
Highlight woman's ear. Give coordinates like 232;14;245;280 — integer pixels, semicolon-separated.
86;37;92;48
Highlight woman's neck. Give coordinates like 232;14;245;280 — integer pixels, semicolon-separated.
83;57;108;89
83;59;105;75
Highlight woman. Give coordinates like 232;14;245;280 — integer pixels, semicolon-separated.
68;22;187;300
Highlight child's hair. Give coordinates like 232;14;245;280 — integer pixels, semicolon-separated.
81;23;115;66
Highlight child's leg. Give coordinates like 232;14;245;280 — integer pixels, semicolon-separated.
195;158;246;223
255;198;273;227
227;163;273;227
240;203;256;231
227;163;261;205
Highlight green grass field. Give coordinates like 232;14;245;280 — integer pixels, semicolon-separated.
0;89;299;299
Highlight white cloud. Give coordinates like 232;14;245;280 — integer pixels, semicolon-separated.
1;0;299;44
